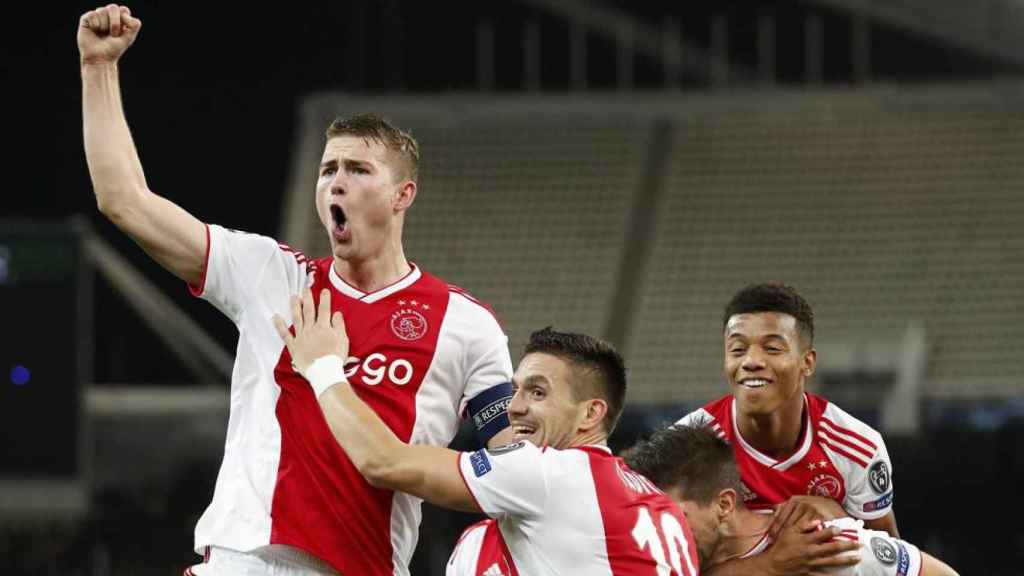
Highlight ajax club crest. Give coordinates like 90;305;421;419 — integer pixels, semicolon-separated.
806;473;842;498
391;300;429;341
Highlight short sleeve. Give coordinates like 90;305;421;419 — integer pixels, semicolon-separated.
843;436;894;520
835;520;922;576
458;441;548;520
673;407;713;428
443;292;513;415
821;402;895;521
191;224;311;324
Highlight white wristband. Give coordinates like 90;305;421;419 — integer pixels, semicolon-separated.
303;355;348;398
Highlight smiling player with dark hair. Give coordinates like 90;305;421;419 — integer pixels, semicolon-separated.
674;283;900;575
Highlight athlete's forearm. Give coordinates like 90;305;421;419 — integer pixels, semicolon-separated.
318;380;408;485
317;377;477;511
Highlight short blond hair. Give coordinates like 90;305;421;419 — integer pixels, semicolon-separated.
325;113;419;182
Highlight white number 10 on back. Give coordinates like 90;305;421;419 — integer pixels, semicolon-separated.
632;507;698;576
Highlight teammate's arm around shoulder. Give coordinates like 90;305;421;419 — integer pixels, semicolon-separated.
79;5;207;286
273;289;481;513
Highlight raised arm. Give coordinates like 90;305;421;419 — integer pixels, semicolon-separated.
79;4;207;285
273;289;480;513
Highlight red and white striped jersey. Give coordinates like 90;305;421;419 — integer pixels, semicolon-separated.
457;442;700;576
675;394;894;521
446;519;510;576
740;517;922;576
189;225;514;575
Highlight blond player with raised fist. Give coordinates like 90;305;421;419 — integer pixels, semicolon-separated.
79;5;517;575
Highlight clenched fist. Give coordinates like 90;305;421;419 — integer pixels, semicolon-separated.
78;4;142;65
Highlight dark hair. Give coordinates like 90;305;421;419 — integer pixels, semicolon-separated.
524;327;627;435
624;424;742;506
325;113;419;181
723;283;814;347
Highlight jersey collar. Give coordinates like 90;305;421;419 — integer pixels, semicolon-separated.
731;394;813;471
329;262;421;303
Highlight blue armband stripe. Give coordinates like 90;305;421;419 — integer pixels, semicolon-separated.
467;381;513;445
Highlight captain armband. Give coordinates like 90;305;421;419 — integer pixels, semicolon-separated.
466;381;513;445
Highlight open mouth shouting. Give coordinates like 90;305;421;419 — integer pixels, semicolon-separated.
330;204;350;242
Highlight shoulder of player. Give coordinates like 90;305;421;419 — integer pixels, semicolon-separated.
210;224;277;250
813;397;887;468
815;397;886;449
466;441;547;478
210;225;321;272
444;281;502;322
544;445;627;476
468;440;543;464
674;397;730;431
490;441;584;470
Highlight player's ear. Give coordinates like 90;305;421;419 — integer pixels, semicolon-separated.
801;347;817;380
716;488;738;519
580;398;608;434
393;179;417;213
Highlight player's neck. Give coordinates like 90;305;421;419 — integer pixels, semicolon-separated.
713;508;772;565
333;245;411;294
737;397;806;459
569;430;608;449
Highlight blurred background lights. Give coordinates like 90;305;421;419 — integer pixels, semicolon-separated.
10;365;30;386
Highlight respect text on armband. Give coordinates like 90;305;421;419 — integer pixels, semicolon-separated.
473;397;512;430
863;491;893;513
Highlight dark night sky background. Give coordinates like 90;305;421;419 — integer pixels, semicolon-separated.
7;3;335;380
12;1;1015;226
